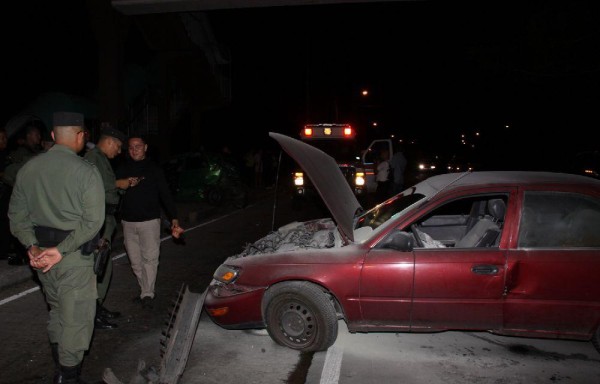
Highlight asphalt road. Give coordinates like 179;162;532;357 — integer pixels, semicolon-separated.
1;189;600;384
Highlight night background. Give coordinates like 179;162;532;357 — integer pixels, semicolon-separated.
2;0;600;173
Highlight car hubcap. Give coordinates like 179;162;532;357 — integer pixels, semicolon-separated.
279;301;314;343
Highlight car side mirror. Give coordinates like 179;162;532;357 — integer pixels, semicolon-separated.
379;230;414;252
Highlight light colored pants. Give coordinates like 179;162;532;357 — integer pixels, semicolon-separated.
122;219;161;299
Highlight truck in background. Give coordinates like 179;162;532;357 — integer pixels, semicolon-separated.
291;123;393;207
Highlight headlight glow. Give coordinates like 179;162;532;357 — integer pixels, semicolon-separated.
355;172;365;186
293;172;304;186
214;265;240;284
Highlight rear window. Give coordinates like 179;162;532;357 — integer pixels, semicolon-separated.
518;191;600;248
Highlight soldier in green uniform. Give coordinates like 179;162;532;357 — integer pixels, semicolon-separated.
83;124;128;330
8;112;105;384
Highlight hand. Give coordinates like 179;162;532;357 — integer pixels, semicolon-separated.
32;247;63;273
171;220;184;239
98;238;111;250
27;245;42;260
128;176;145;188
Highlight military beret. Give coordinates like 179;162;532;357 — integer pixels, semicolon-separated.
53;111;84;127
101;126;127;143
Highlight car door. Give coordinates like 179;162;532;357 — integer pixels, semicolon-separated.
409;192;513;331
359;247;415;329
503;188;600;338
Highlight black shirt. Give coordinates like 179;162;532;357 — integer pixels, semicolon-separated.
116;157;178;222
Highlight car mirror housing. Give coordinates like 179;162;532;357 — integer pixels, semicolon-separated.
379;230;414;252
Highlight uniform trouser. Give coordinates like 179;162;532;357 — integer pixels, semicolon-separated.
98;213;116;303
97;256;113;303
122;219;160;299
37;264;97;367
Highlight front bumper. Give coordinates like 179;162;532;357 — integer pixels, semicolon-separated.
204;283;267;329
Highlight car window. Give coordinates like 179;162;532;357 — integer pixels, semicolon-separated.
518;192;600;248
407;194;508;249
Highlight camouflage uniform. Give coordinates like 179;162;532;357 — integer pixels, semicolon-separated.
8;143;105;367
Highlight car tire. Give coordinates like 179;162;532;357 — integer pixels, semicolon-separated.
592;327;600;354
207;187;224;206
262;281;338;352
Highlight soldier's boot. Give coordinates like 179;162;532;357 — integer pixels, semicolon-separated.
59;364;87;384
51;343;62;384
97;300;121;319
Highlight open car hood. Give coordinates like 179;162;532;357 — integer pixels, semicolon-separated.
270;132;362;242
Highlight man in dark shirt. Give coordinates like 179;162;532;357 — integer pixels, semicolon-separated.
116;134;181;309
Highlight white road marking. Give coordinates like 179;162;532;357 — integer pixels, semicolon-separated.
320;346;344;384
0;286;40;306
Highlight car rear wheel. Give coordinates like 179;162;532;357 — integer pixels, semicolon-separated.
262;281;338;352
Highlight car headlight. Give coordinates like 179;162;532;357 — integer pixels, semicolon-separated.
213;265;240;284
294;172;304;186
355;172;365;186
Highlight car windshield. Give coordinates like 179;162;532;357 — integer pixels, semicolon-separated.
302;139;361;163
354;191;426;231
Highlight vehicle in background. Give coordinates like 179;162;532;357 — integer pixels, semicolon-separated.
570;150;600;179
204;132;600;353
163;151;248;208
291;123;392;206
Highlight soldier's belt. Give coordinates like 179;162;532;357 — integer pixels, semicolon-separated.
34;226;100;256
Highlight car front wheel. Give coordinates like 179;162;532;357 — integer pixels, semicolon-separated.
262;281;338;352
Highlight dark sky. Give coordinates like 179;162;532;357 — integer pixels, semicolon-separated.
2;1;96;125
3;1;600;169
206;1;600;165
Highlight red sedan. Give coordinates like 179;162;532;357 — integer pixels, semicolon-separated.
204;132;600;352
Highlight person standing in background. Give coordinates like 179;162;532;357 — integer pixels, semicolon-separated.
2;124;43;265
116;134;182;310
8;111;105;384
389;147;407;195
375;148;391;202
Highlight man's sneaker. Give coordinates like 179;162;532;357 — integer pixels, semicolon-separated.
141;296;154;309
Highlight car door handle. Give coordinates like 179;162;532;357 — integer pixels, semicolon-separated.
471;264;499;275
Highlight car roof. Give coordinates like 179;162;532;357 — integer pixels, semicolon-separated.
422;171;600;192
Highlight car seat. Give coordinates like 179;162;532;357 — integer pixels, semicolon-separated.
455;198;506;248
